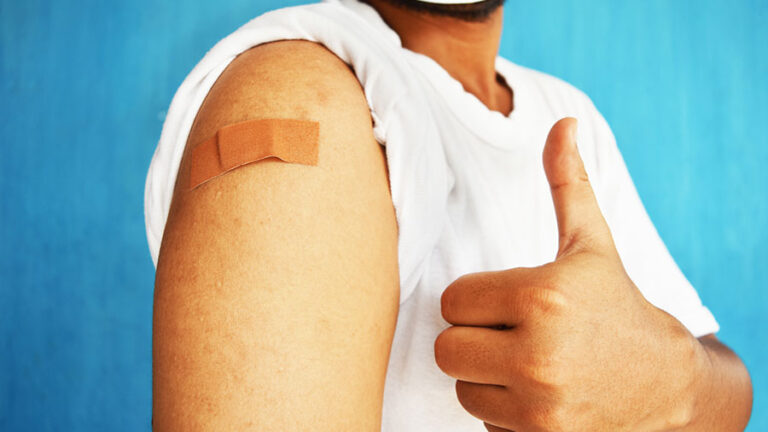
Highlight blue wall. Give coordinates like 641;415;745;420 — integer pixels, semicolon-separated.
1;0;765;430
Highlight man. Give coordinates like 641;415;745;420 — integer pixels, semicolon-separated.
145;0;752;430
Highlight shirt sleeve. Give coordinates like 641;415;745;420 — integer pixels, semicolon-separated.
584;101;720;338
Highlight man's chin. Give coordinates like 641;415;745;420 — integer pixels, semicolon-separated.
369;0;506;22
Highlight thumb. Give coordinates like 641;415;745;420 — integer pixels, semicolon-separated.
543;117;614;257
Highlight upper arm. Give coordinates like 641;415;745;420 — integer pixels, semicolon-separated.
152;40;400;431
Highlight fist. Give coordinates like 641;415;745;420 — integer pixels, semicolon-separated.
434;118;707;431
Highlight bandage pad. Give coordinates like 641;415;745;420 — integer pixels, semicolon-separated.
188;118;320;189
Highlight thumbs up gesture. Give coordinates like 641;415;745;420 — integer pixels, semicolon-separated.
435;118;709;431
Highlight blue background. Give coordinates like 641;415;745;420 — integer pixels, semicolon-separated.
1;0;765;430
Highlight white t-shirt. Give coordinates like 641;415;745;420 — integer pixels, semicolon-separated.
144;0;719;430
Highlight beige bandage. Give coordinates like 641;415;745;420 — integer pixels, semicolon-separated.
188;118;320;189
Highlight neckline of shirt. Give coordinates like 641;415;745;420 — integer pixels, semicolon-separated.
329;0;533;150
402;50;534;149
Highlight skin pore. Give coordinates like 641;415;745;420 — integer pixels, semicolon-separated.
362;0;513;115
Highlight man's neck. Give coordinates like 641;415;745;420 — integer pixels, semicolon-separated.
364;0;513;115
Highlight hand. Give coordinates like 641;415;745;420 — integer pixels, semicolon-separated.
434;118;710;431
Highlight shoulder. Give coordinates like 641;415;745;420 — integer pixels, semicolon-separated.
186;40;372;149
164;39;393;235
497;57;620;183
498;56;599;118
166;39;382;201
500;56;615;142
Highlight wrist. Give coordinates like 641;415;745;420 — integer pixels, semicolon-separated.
655;311;714;431
677;336;715;431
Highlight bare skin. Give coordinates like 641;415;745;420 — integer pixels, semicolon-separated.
153;41;399;430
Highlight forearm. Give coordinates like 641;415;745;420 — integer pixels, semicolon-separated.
681;335;752;431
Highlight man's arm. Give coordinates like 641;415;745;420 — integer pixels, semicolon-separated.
152;40;400;430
